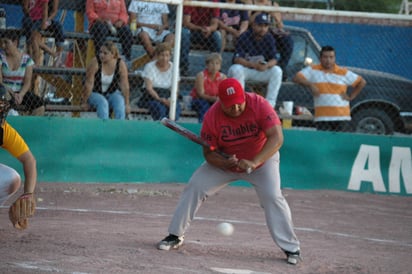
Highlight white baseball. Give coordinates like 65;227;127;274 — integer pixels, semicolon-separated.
304;57;313;66
217;222;234;236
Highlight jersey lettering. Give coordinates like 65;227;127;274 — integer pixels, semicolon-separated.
220;122;259;142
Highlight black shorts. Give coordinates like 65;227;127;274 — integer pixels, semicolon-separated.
21;91;44;111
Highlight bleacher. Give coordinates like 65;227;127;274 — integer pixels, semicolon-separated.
1;0;238;120
1;0;312;122
0;0;184;117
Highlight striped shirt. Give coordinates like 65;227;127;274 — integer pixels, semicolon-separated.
297;64;362;122
0;53;34;93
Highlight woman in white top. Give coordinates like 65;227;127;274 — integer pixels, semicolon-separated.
83;41;130;119
138;42;180;120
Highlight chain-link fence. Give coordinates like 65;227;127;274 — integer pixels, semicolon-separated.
0;0;411;135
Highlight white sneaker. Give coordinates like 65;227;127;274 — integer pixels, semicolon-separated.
7;109;19;116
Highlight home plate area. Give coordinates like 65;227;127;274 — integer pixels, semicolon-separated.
0;182;410;273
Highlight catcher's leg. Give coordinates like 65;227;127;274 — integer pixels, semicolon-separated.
0;164;21;205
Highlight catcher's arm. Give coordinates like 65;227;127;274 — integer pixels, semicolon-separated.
9;150;37;230
18;150;37;194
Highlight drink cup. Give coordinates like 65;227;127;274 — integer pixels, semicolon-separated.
283;101;294;115
183;95;192;110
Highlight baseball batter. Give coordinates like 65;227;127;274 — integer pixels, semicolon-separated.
0;84;37;229
157;78;301;265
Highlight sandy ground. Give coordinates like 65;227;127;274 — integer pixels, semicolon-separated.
0;182;411;274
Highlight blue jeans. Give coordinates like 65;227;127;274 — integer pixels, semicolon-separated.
87;91;126;120
148;100;181;121
191;98;212;123
275;34;294;77
180;28;222;70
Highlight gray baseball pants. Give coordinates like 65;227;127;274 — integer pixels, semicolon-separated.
168;152;300;253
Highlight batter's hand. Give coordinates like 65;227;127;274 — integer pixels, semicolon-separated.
237;159;255;174
223;154;239;170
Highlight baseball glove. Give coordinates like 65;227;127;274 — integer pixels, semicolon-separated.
9;193;36;230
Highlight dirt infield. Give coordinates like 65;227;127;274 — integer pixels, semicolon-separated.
0;182;411;274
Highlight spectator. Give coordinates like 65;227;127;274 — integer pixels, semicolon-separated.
181;0;222;76
22;0;66;66
250;0;294;80
0;30;44;116
157;78;302;265
128;0;174;59
218;0;249;53
190;52;226;122
293;45;366;132
86;0;133;63
0;84;37;222
137;42;181;121
228;13;282;108
82;41;130;120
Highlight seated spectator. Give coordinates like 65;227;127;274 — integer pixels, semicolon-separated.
128;0;174;59
82;41;130;120
22;0;65;66
181;0;221;76
0;30;44;116
190;53;226;122
228;13;282;108
86;0;133;63
250;0;294;80
218;0;249;53
137;43;181;121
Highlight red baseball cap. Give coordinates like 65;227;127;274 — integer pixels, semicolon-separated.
218;78;245;108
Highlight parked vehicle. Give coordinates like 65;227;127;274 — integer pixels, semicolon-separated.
275;26;412;135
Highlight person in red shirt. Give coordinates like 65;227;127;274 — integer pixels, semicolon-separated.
0;85;37;219
157;78;302;265
22;0;65;66
190;52;226;122
86;0;133;62
180;0;222;75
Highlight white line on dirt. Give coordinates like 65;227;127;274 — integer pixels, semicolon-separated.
12;261;89;274
210;268;271;274
2;206;411;248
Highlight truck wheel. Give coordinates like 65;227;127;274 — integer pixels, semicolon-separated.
351;109;394;135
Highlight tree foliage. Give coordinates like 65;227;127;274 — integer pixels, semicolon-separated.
278;0;402;13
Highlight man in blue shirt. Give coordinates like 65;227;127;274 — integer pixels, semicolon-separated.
228;13;282;108
218;0;249;53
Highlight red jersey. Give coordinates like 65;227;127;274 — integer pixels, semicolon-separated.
29;0;48;21
201;93;280;164
184;0;220;27
86;0;129;28
190;69;224;98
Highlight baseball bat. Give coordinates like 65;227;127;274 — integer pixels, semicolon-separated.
160;118;252;174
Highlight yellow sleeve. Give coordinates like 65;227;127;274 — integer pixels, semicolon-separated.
1;122;29;158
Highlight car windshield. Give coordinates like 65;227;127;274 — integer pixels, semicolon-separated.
286;29;320;78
